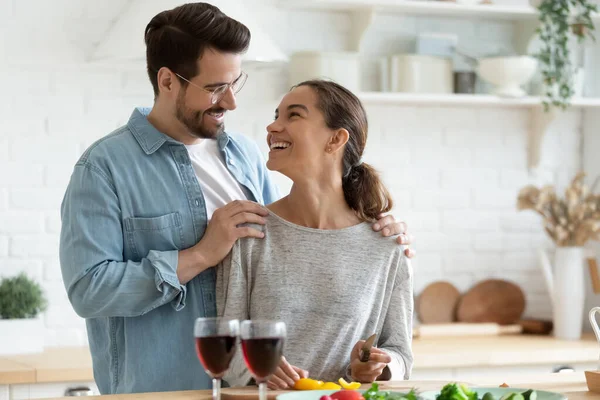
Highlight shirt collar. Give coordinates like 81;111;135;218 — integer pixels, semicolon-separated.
128;107;173;155
129;107;232;155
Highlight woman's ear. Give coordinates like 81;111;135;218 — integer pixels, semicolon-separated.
326;128;350;154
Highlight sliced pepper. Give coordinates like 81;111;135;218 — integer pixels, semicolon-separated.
338;378;361;390
294;378;325;390
321;382;342;390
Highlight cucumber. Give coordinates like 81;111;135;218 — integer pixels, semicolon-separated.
482;392;496;400
500;393;515;400
521;390;537;400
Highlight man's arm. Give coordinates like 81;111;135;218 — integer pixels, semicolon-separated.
60;163;269;318
60;163;189;318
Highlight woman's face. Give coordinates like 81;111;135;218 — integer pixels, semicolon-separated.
266;86;332;180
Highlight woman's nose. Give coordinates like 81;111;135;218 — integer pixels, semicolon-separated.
267;119;282;133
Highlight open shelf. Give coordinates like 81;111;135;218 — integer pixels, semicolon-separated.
357;92;600;108
279;0;538;20
279;0;600;21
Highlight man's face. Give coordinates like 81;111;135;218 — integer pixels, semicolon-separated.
174;49;243;139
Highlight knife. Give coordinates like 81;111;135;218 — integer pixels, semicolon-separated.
359;333;377;362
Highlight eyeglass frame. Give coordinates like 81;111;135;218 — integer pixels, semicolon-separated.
175;71;248;105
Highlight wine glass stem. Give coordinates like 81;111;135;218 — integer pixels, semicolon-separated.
213;378;222;400
259;381;267;400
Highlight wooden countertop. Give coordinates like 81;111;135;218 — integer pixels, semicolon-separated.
41;372;599;400
0;347;93;384
412;333;599;369
0;334;597;385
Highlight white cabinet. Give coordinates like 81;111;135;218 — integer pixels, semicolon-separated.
3;381;97;400
412;361;597;381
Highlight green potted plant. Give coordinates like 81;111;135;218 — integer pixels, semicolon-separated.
531;0;597;110
0;273;48;355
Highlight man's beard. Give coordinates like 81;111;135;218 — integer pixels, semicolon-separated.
175;89;225;139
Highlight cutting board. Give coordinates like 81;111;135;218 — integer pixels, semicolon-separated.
222;384;384;400
221;381;469;400
413;322;522;337
456;279;525;325
417;281;461;323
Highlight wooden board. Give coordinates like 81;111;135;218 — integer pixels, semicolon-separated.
221;381;465;400
417;281;461;323
413;322;522;337
518;319;553;335
588;258;600;294
456;279;525;325
585;370;600;393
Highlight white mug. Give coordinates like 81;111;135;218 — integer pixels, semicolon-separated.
591;307;600;346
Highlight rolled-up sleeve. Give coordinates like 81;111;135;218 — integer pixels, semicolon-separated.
60;162;187;319
379;254;414;380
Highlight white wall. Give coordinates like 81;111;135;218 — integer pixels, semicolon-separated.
0;0;589;346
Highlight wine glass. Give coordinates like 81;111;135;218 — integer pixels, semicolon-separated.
240;320;287;400
194;318;240;400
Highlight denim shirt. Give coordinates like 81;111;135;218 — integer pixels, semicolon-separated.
59;107;280;394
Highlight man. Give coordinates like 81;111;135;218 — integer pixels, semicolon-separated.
59;2;415;395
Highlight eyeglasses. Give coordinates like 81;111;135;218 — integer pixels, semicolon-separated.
175;71;248;105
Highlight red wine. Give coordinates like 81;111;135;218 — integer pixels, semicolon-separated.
195;336;237;377
241;337;284;380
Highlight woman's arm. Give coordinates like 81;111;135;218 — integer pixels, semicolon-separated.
378;252;414;380
216;241;253;387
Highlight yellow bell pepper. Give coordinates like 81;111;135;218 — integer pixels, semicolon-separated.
294;378;324;390
321;382;342;390
338;378;361;390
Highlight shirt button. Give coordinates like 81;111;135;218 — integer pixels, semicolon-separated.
228;159;234;166
195;199;200;207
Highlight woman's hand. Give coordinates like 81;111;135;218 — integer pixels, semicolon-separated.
267;356;309;390
349;340;391;383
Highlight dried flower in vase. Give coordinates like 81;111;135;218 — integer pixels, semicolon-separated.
517;172;600;246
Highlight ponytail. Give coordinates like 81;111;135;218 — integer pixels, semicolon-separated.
342;163;393;221
293;79;393;221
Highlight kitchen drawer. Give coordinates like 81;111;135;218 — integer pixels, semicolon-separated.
9;381;97;399
412;361;598;382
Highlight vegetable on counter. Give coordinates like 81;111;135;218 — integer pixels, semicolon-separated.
436;382;538;400
436;383;478;400
295;378;359;391
362;383;420;400
319;383;421;400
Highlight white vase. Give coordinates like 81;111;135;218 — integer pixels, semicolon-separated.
553;247;586;340
0;317;45;355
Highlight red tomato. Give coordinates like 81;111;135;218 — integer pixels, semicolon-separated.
330;390;364;400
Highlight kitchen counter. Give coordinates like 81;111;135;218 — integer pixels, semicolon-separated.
41;372;599;400
0;347;93;384
0;334;597;385
412;333;599;369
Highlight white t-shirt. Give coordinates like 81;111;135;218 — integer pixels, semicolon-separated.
185;139;248;220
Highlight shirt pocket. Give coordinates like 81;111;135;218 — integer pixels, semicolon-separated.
124;212;184;260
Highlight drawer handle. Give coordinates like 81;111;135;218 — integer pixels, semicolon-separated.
64;386;94;396
553;365;575;373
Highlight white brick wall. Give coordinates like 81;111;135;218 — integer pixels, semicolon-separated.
0;1;588;347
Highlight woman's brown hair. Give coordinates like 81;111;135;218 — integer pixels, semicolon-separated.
294;80;393;221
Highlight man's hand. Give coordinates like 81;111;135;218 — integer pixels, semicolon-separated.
349;340;391;383
267;356;308;390
177;200;268;284
372;214;415;258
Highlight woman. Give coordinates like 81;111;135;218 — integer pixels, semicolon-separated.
216;80;413;389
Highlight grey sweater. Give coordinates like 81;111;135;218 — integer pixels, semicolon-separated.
216;213;414;386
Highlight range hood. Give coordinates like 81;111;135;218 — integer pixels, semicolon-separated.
90;0;287;63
